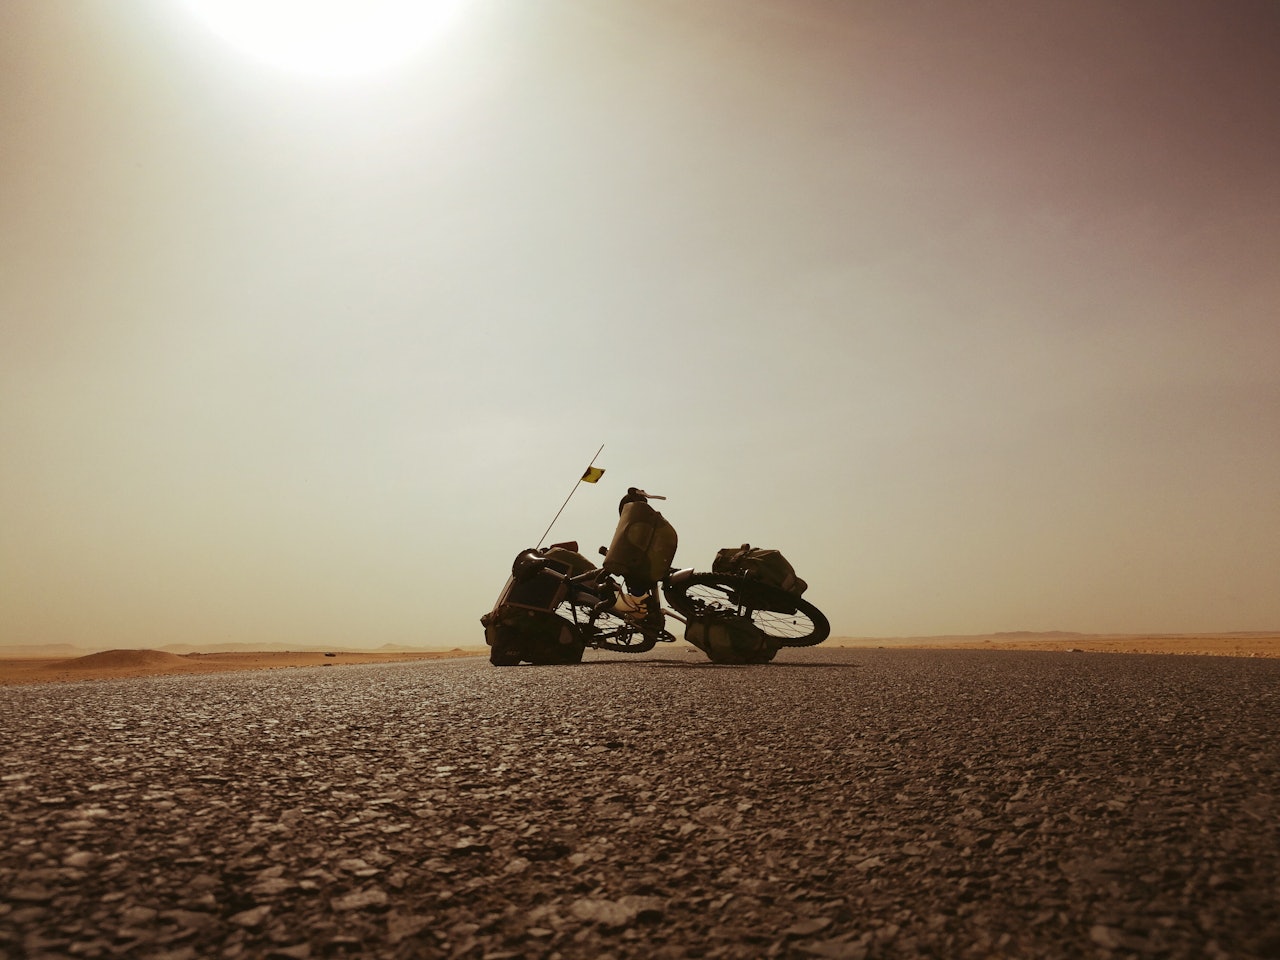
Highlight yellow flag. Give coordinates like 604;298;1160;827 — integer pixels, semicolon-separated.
580;466;605;483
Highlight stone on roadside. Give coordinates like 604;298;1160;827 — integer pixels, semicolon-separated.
332;887;389;912
229;905;271;928
569;896;666;928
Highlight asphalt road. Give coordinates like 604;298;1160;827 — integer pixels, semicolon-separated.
2;647;1278;959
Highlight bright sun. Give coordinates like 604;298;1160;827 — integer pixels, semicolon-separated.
183;0;465;77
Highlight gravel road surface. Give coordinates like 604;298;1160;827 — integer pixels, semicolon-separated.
3;648;1278;959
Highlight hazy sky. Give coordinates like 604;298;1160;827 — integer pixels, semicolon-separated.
3;0;1278;650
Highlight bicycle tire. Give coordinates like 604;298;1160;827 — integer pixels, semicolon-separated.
664;573;830;646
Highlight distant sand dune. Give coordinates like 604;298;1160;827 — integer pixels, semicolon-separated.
62;649;189;670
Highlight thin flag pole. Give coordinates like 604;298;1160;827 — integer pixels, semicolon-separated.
536;444;605;549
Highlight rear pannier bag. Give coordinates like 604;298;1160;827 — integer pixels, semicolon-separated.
712;544;808;596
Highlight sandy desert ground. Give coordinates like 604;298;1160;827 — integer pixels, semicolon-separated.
0;648;489;686
835;632;1280;658
0;633;1275;685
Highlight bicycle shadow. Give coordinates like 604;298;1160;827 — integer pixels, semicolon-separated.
578;657;860;670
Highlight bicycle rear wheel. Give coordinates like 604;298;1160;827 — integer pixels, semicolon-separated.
556;600;671;653
664;573;830;646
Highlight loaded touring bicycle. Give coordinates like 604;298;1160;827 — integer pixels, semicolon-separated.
481;491;829;665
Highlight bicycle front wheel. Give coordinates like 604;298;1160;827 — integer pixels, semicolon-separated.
664;573;830;646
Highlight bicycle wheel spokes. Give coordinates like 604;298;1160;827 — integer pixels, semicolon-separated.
744;606;820;641
665;573;830;646
679;581;745;616
557;600;657;652
682;583;817;640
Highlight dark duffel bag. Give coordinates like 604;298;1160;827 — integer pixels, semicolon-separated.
712;544;808;596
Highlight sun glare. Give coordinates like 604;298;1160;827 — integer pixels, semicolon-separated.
183;0;464;77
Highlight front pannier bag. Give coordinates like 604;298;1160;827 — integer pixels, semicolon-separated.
712;544;808;596
684;614;778;664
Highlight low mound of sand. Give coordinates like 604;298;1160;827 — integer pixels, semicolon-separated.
62;649;189;670
0;648;488;685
